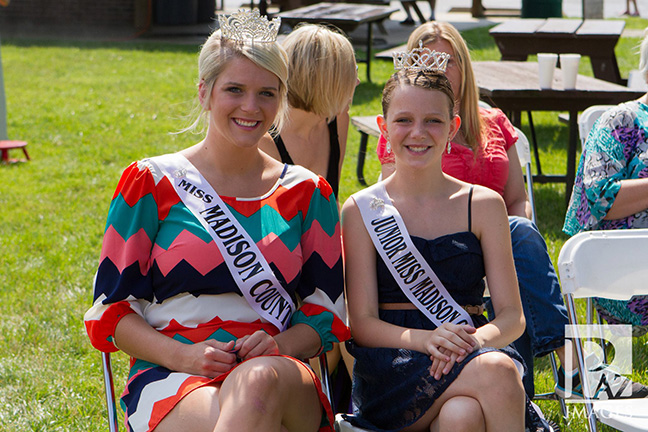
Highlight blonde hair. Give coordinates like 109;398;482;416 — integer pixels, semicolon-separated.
407;22;484;152
188;30;290;133
281;24;357;119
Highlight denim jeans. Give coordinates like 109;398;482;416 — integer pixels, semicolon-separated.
487;216;569;397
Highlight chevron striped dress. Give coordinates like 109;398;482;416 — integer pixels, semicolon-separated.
84;157;349;432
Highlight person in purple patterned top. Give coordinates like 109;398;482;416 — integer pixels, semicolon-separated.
564;28;648;334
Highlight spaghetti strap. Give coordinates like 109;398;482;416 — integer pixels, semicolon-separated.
272;134;295;165
326;117;340;197
468;185;474;233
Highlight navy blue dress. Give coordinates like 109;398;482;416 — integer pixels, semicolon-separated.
346;232;549;431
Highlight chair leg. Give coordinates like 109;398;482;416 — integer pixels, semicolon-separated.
318;353;336;414
533;351;567;419
565;295;599;432
549;353;568;418
102;352;120;432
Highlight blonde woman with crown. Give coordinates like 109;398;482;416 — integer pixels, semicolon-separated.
341;56;551;430
83;10;349;432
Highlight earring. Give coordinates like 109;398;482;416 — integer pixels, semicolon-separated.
386;139;392;154
446;141;452;154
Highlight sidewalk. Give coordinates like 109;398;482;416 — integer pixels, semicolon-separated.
0;0;642;44
142;0;643;47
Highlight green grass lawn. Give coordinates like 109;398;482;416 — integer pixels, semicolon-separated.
1;20;647;431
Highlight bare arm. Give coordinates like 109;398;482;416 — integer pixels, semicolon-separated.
603;177;648;220
471;186;525;348
502;144;532;219
272;323;322;359
114;313;237;378
114;313;322;378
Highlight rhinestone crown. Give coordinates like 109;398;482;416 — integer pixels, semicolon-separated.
218;9;281;43
392;41;450;72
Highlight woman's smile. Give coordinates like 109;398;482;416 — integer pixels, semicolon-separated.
233;118;261;128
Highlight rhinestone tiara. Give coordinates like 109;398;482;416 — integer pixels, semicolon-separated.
218;9;281;43
392;40;450;73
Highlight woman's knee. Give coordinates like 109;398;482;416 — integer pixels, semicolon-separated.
154;385;221;432
225;356;319;405
226;357;283;396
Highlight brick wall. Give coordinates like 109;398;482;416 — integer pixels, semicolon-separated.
0;0;148;29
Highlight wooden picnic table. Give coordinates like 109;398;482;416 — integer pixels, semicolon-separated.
277;2;398;82
489;18;626;85
474;61;643;198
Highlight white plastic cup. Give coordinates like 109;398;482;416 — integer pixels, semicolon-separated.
560;53;581;90
537;53;558;89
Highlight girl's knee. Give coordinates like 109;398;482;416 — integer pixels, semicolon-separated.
472;353;524;389
436;396;484;432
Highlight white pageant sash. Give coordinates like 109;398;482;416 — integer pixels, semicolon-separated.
353;183;472;327
152;153;295;332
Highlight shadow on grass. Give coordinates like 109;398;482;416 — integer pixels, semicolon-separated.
2;37;200;54
354;80;387;105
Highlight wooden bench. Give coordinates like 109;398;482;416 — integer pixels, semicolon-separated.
351;115;380;186
0;140;29;163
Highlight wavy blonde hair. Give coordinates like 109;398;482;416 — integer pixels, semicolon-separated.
406;22;484;152
187;30;290;134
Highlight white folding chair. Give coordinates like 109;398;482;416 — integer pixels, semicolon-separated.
558;229;648;432
578;105;613;150
513;126;536;225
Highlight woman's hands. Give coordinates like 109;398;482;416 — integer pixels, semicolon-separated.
180;331;280;378
234;330;280;360
179;340;238;378
114;315;287;378
423;323;481;380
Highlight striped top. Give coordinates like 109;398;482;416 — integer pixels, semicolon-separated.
84;157;348;431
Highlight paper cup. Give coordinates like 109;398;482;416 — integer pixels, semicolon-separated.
537;53;558;89
560;53;581;90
